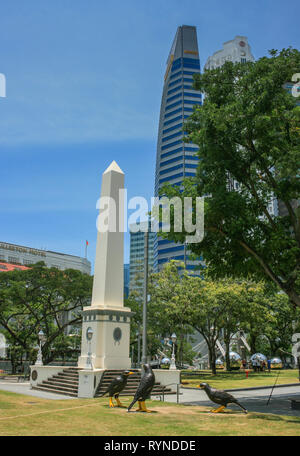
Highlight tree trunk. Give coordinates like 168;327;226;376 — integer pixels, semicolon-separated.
209;345;217;375
10;353;17;374
225;339;231;371
223;328;231;371
283;287;300;309
179;332;184;367
249;334;257;354
208;348;212;370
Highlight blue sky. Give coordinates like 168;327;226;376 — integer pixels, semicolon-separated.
0;0;299;266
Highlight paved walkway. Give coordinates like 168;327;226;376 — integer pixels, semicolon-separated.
1;381;299;417
0;382;75;400
152;385;300;417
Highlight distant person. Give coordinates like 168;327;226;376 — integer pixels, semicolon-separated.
242;359;247;369
252;359;258;372
267;359;271;372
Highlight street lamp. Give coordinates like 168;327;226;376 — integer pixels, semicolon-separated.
169;333;177;370
85;327;94;370
164;337;170;347
141;230;149;365
35;330;46;366
136;329;141;366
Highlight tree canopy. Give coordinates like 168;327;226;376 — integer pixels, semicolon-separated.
159;48;300;307
0;262;92;369
147;261;298;372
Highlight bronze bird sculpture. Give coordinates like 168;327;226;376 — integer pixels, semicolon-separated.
128;363;155;413
199;382;248;414
99;370;134;407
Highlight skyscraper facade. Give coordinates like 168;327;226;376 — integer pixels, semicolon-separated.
154;25;203;272
129;222;155;298
277;81;300;217
124;263;130;299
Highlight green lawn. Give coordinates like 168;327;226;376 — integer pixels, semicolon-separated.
0;390;299;436
181;369;299;390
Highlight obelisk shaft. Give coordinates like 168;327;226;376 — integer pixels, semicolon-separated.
91;161;124;308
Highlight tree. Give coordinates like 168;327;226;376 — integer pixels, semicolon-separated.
262;292;300;356
148;261;197;367
0;262;92;370
149;262;241;373
209;278;247;371
147;261;295;373
159;48;300;307
237;282;277;354
185;275;276;373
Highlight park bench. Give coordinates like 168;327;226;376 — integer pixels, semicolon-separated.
0;368;30;382
290;398;300;410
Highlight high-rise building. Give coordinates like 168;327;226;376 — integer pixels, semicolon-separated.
204;35;255;70
205;36;278;218
124;263;130;299
154;25;203;272
129;222;155;298
278;82;300;217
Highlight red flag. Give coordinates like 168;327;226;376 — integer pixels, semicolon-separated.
86;240;89;246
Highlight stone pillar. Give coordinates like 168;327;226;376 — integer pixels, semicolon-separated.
78;161;132;370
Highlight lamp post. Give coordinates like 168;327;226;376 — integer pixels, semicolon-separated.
141;229;149;365
35;330;46;366
85;327;94;370
131;345;134;367
169;333;177;370
164;337;169;347
136;329;141;367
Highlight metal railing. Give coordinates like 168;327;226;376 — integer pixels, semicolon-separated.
157;383;181;403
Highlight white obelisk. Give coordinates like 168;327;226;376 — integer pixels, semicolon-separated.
78;161;132;370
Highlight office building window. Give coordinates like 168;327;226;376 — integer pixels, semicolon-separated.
23;259;34;265
8;256;20;264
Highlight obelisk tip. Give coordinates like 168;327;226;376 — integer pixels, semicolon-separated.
103;160;124;175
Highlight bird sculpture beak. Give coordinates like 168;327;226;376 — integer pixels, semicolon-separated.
128;372;134;375
199;385;205;389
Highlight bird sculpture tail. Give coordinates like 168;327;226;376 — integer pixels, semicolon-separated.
127;398;137;412
236;401;248;414
97;388;109;398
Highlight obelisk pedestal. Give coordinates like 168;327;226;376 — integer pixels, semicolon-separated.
78;161;133;371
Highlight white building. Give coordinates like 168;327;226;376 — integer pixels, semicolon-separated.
205;36;277;218
0;241;91;274
204;35;255;70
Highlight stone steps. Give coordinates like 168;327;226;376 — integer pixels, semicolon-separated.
43;379;79;388
33;367;80;397
95;369;173;398
33;367;175;398
57;373;79;379
51;376;79;385
38;381;78;393
32;385;78;397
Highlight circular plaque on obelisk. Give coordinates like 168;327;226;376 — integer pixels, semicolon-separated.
113;327;122;342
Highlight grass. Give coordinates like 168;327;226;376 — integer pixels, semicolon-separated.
0;390;300;436
181;369;299;390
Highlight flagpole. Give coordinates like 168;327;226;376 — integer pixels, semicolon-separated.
85;241;88;259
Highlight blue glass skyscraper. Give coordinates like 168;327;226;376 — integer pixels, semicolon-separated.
154;25;202;272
